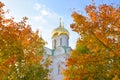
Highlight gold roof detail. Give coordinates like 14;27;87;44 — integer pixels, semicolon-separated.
52;18;69;38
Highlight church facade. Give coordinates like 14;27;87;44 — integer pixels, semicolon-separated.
44;20;72;80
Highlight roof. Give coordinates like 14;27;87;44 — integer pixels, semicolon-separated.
51;19;69;38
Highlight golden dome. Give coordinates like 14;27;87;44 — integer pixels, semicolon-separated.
52;23;69;38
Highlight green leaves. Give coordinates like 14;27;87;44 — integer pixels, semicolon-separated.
76;45;89;54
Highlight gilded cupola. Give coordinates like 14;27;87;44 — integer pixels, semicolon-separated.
51;19;69;38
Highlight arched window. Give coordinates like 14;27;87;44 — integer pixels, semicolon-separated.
60;38;62;46
58;63;60;74
54;39;56;48
67;38;69;46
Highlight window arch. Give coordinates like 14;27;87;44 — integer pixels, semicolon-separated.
54;39;56;48
60;38;62;46
58;63;60;74
67;38;68;46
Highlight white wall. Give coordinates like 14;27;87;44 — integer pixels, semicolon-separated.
50;54;68;80
52;34;69;49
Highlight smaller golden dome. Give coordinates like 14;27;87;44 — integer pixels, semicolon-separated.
52;19;69;38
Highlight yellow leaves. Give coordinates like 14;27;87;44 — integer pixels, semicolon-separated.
87;43;99;53
0;1;51;79
22;39;29;47
64;2;120;80
98;4;120;25
110;52;115;57
88;77;94;80
95;31;109;46
112;75;119;80
106;73;110;77
92;46;98;53
85;5;96;13
72;12;86;26
88;11;97;22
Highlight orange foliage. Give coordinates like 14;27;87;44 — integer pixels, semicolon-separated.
64;3;120;80
0;2;49;80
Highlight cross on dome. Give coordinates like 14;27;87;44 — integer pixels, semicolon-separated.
51;18;69;38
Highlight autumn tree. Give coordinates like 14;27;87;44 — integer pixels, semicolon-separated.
0;2;50;80
64;3;120;80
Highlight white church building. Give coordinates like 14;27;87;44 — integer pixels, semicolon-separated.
44;20;72;80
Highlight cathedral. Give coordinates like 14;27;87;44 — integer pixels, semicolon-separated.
44;19;72;80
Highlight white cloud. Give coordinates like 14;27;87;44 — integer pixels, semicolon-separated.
32;16;47;23
29;3;61;48
41;9;49;16
30;3;78;49
34;3;42;11
32;2;60;22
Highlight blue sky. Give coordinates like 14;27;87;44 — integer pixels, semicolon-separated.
2;0;120;49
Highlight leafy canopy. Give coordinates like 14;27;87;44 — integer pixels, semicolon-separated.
64;3;120;80
0;2;50;80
